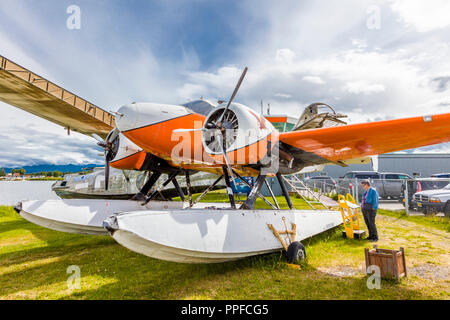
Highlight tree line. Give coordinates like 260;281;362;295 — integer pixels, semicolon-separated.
0;168;64;177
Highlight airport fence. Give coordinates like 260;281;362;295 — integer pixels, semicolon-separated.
303;178;351;199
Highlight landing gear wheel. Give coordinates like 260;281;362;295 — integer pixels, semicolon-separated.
286;241;306;264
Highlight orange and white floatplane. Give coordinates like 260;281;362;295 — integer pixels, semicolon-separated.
13;66;450;263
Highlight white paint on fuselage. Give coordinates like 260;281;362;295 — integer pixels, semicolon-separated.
112;132;143;162
115;103;192;132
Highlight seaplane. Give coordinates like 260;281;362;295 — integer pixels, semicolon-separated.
3;56;450;264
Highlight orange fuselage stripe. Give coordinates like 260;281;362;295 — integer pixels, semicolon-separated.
121;114;271;169
110;151;147;170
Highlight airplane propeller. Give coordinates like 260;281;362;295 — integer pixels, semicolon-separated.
172;67;248;185
173;67;248;183
91;131;118;190
213;67;248;184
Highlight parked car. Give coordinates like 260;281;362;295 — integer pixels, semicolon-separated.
400;177;450;208
413;183;450;216
430;173;450;179
338;171;411;201
377;173;412;199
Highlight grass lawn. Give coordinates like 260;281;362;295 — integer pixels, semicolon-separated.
0;194;448;300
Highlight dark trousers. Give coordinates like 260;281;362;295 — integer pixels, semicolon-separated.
362;208;378;240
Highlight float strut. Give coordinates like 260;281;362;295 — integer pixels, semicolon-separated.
132;171;162;200
222;166;236;209
185;170;193;207
143;171;179;204
241;174;267;210
232;170;276;209
172;177;185;201
192;175;224;206
277;172;293;210
265;179;280;209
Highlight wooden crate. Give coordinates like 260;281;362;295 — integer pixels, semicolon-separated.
365;245;407;281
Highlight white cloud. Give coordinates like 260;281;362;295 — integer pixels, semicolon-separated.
0;112;102;167
274;49;296;64
274;93;292;99
391;0;450;32
344;81;386;94
302;76;325;85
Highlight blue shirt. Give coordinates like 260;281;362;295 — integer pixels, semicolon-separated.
362;187;379;211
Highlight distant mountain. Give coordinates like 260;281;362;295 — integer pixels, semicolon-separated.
2;164;101;174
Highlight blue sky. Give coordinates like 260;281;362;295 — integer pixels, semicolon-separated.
0;0;450;166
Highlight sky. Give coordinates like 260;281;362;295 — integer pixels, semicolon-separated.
0;0;450;167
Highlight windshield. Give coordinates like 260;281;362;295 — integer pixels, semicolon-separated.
182;100;215;116
443;183;450;190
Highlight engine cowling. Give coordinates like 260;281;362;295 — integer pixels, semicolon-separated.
106;129;147;171
202;103;275;165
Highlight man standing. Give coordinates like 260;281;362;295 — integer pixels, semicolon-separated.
361;180;379;242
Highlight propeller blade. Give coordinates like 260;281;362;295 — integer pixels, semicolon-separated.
172;128;204;133
217;67;248;125
91;134;104;144
217;132;236;185
105;155;110;190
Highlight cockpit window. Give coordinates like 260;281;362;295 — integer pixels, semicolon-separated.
182;100;216;116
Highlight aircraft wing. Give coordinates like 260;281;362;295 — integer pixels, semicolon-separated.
0;55;114;138
279;113;450;164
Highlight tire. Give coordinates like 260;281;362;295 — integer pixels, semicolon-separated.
286;241;306;264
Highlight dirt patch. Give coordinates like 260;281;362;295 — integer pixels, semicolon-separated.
408;264;450;281
317;265;363;277
318;263;449;282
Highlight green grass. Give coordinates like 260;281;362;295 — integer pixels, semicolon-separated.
378;209;450;233
26;177;63;181
0;197;448;300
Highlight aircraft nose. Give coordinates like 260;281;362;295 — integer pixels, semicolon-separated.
115;103;140;132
